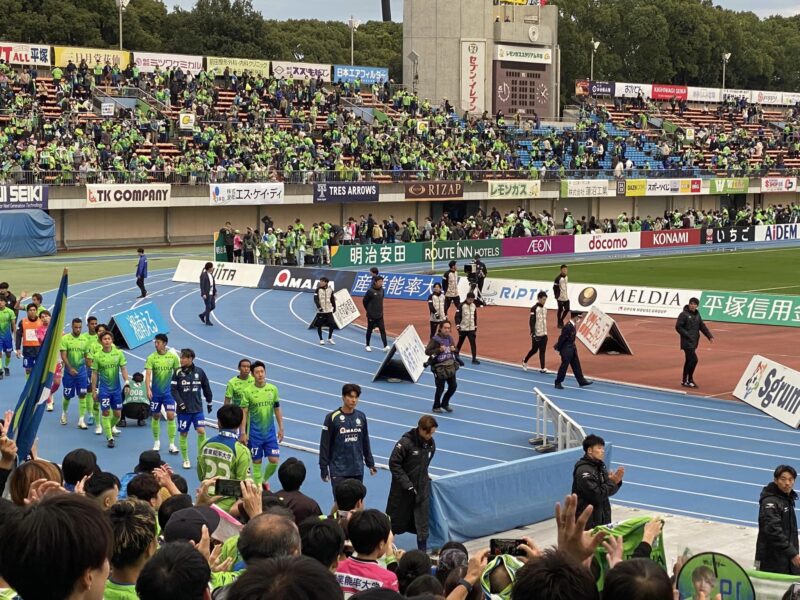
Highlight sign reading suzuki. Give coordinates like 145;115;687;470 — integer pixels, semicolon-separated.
734;355;800;428
86;184;170;208
574;232;641;253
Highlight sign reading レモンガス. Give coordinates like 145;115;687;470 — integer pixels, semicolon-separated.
86;184;170;208
488;180;541;200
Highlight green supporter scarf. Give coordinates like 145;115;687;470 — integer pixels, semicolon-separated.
592;517;667;591
480;555;524;600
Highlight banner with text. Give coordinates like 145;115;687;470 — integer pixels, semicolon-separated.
422;239;502;263
755;224;799;242
488;179;541;200
0;185;48;211
209;183;284;205
134;52;203;74
640;229;701;248
709;177;750;194
700;227;755;244
272;60;331;81
0;42;50;66
332;288;360;329
734;355;800;428
54;46;130;69
760;177;797;193
461;40;486;114
86;184;169;208
333;64;389;84
651;84;687;101
405;181;464;200
351;271;439;301
207;56;270;77
262;266;356;294
494;44;552;64
501;235;574;257
625;178;702;196
560;179;612;198
574;232;641;253
332;243;422;268
107;303;169;350
172;259;264;288
700;291;800;327
313;182;379;203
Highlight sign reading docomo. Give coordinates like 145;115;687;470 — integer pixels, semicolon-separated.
86;184;170;208
734;355;800;428
404;182;464;200
207;56;270;77
54;46;130;69
488;180;540;200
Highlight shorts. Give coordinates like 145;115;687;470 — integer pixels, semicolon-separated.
177;411;205;433
62;371;89;399
0;333;12;353
22;346;40;370
150;393;176;415
249;427;280;461
99;389;123;412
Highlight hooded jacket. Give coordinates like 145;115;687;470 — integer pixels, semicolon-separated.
675;305;712;350
386;428;436;537
756;481;799;574
572;454;621;530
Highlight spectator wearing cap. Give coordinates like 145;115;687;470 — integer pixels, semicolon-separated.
119;450;165;499
275;458;323;526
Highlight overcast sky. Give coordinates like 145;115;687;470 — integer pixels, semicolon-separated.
168;0;798;20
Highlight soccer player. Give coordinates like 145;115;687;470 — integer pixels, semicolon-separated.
86;323;110;433
241;360;283;487
197;405;253;512
145;334;180;454
0;296;15;379
15;303;41;377
224;358;254;442
60;317;91;428
171;348;212;469
91;330;129;448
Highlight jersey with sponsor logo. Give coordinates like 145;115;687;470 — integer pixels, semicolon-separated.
145;351;181;395
225;375;254;406
59;333;89;373
241;383;280;438
91;347;126;391
197;430;252;511
0;307;15;337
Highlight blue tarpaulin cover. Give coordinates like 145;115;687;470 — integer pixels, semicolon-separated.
0;209;56;258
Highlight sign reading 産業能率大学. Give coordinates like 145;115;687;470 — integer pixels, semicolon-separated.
350;272;440;301
0;185;48;210
734;355;800;428
209;183;284;205
699;290;800;327
86;184;170;208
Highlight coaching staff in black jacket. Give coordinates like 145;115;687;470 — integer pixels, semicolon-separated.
572;434;624;530
675;297;713;388
756;465;800;574
554;311;592;389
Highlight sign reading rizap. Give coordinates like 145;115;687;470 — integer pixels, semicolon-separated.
710;177;749;194
331;243;422;268
700;290;800;327
86;184;170;208
488;180;541;200
734;355;800;428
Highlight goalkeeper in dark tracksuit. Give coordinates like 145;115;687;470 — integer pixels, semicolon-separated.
319;383;376;495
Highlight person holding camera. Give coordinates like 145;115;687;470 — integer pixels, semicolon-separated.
426;321;459;413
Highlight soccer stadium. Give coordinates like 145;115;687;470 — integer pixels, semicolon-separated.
1;0;800;598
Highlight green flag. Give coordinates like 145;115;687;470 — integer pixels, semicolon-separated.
592;517;667;590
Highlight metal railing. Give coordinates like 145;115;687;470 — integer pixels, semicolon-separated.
529;387;586;453
1;166;791;186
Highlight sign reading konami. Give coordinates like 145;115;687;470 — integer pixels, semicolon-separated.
641;229;701;248
574;232;641;253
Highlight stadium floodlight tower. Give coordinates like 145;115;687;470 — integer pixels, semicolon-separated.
348;16;362;66
117;0;130;50
722;52;731;94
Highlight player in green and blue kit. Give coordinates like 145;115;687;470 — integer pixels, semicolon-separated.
145;334;180;454
240;360;283;487
224;358;254;441
59;318;90;428
91;331;129;448
84;320;106;431
0;296;15;380
198;404;253;513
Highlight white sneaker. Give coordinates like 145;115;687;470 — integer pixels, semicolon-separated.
95;424;103;435
169;443;179;455
112;426;121;435
182;459;191;469
153;440;161;452
328;339;336;345
77;417;87;430
365;346;372;352
46;402;54;412
522;362;528;371
540;368;548;374
383;346;391;352
319;339;325;345
60;412;68;425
